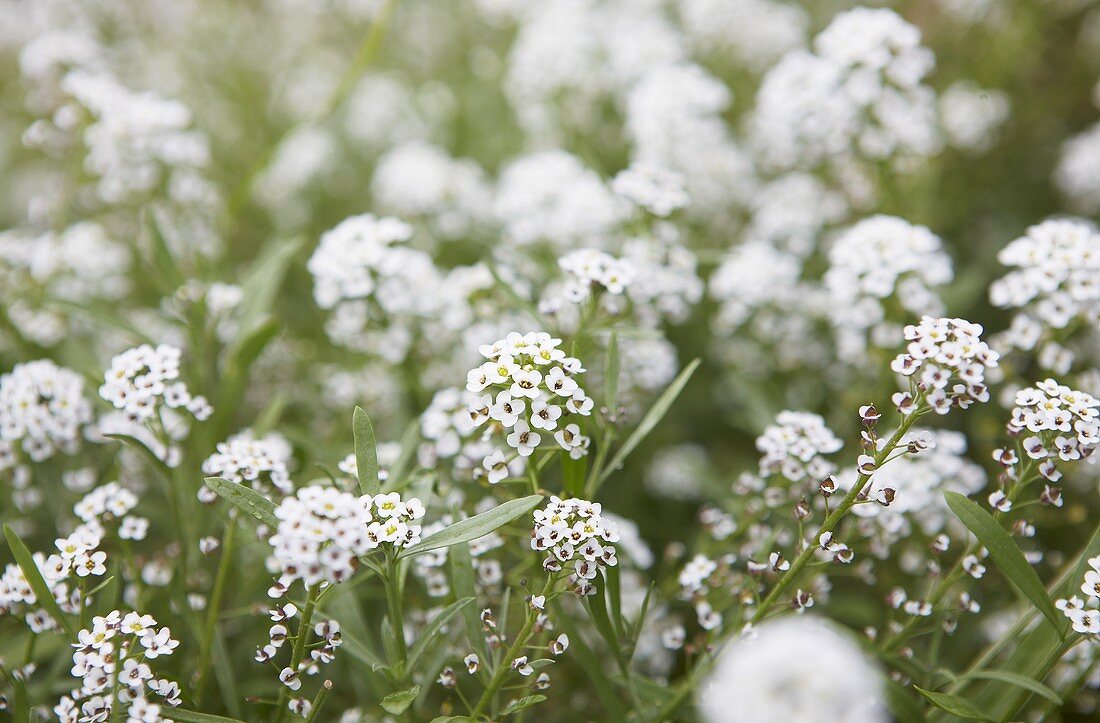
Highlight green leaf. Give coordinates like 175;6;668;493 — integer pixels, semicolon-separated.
164;709;245;723
562;454;586;498
604;332;619;413
430;718;475;722
103;433;170;474
448;539;485;659
398;495;543;560
4;525;76;638
957;669;1062;704
884;680;925;723
381;684;420;715
587;572;619;652
353;406;380;496
48;299;155;345
145;206;186;291
501;695;547;715
407;597;475;672
204;477;278;528
235;236;305;336
606;563;623;638
913;686;989;719
944;492;1061;631
596;358;700;488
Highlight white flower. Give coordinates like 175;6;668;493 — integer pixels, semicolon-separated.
506;420;541;457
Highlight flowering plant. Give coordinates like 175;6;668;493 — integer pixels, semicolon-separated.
3;2;1100;722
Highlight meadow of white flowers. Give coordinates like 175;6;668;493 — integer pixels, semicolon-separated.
2;1;1100;721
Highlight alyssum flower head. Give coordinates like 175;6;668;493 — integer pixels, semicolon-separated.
99;344;211;423
531;496;620;596
1;359;92;463
268;486;426;592
465;332;593;474
889;316;998;415
1001;379;1099;484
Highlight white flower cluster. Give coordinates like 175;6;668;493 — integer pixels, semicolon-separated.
939;81;1010;152
370;141;492;239
99;344;212;424
0;359;92;464
56;611;181;723
493;150;626;249
465;332;594;471
1055;556;1100;636
678;0;807;72
752;7;939;173
611;162;690;217
825;216;952;360
710;241;803;331
756;411;843;483
556;248;634;304
58;70;212;206
698;616;887;723
0;223;131;346
202;430;294;498
268;487;425;592
417;387;514;483
889;316;998;415
1056;122;1100;214
257;607;342;708
307;213;443;359
677;553;727;631
1003;379;1099;484
530;496;620;596
989;220;1100;368
744;173;847;257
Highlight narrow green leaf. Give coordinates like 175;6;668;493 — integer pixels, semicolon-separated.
4;525;76;638
430;717;475;722
604;332;619;413
606;563;623;638
448;539;485;659
884;680;925;723
381;684;420;714
145;206;186;291
235;236;305;336
913;686;989;719
204;477;278;528
957;669;1062;704
254;392;288;436
597;358;700;487
407;597;475;672
48;299;155;345
944;492;1061;631
398;495;543;560
353;406;380;496
562;454;586;497
587;573;619;652
164;709;245;723
501;695;547;715
103;433;170;474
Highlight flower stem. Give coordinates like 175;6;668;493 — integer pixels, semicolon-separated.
193;512;238;703
752;410;921;624
274;584;320;723
470;577;554;718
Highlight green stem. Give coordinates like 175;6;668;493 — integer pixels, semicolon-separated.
385;553;409;676
194;513;238;703
274;584;321;723
470;577;555;718
304;679;334;723
752;411;922;624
